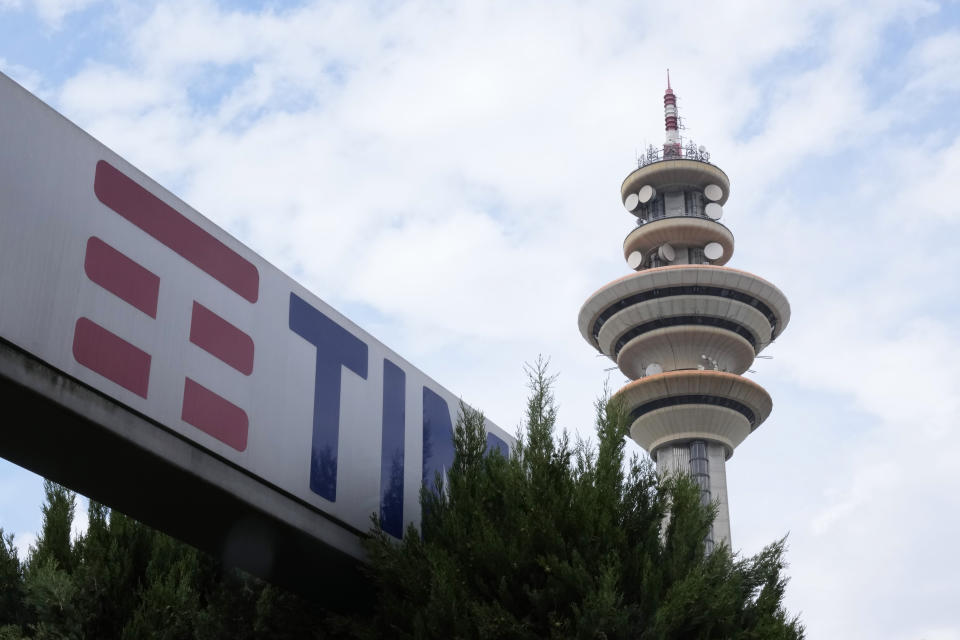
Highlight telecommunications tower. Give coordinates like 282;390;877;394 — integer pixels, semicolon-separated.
578;74;791;548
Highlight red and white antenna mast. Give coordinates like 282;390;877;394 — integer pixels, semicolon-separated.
663;69;682;159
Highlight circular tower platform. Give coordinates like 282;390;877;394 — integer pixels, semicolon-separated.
613;370;773;457
622;159;730;206
578;264;790;380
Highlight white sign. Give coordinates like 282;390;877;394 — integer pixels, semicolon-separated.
0;72;510;545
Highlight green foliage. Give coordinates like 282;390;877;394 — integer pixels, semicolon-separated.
29;482;76;575
23;558;80;640
120;535;201;640
252;584;334;639
1;483;336;639
0;625;26;640
362;358;805;639
0;530;23;627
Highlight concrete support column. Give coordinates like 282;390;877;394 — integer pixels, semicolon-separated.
655;440;731;550
656;442;690;476
707;442;731;548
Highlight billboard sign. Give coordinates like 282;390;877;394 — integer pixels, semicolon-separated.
0;71;510;554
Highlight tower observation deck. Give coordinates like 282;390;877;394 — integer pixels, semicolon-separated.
578;75;790;549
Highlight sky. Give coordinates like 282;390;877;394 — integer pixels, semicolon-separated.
1;0;959;636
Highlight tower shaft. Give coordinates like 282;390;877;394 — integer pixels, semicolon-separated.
656;440;730;550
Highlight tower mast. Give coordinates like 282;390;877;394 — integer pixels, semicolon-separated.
663;69;681;159
578;75;791;549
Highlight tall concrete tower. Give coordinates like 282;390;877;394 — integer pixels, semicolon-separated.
578;76;791;549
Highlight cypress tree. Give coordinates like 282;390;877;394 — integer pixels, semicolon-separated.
120;534;202;640
19;480;80;639
74;500;111;639
362;359;804;639
29;481;76;575
0;530;24;630
22;557;80;640
2;483;336;637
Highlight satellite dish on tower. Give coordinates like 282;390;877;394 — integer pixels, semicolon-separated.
637;185;656;204
658;243;675;262
627;251;644;270
704;242;724;260
705;202;723;220
624;193;640;212
645;362;663;376
704;184;723;202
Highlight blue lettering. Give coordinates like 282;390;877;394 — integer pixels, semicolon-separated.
486;431;508;457
289;293;507;515
422;387;455;494
288;293;368;502
380;359;405;538
422;389;509;495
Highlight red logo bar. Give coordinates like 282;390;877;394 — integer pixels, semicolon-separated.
84;236;160;318
93;160;260;303
189;301;254;375
181;378;249;451
72;317;151;398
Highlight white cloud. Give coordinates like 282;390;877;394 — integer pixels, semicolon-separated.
71;496;89;543
886;137;960;223
0;0;104;28
32;0;100;27
903;28;960;97
916;630;960;640
13;531;35;562
0;58;45;96
60;65;178;118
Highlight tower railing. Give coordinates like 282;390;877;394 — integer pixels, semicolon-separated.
636;140;712;168
623;212;732;243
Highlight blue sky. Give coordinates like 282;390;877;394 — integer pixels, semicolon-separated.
2;1;960;637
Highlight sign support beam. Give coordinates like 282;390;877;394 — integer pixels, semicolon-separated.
0;337;371;610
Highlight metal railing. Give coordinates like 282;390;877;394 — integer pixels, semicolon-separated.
622;213;730;244
636;140;712;169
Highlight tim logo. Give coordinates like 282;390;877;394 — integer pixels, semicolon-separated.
73;160;507;538
73;160;258;451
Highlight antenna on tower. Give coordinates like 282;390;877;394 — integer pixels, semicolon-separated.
662;68;681;159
